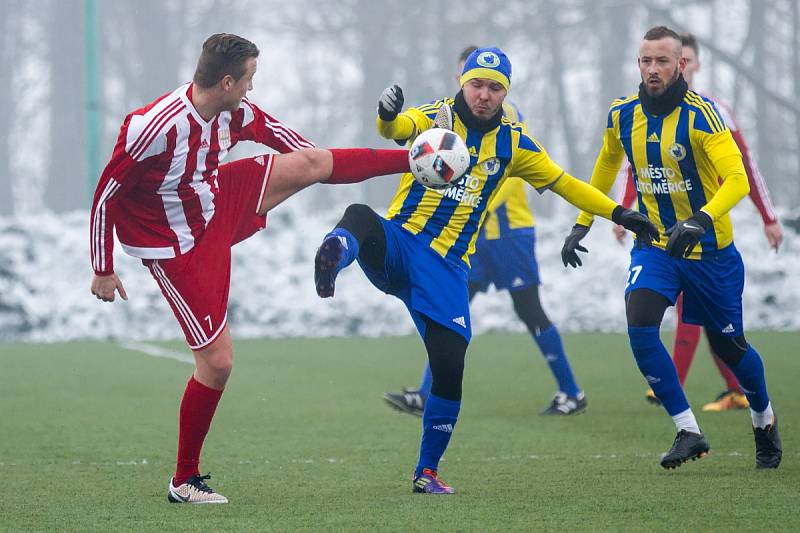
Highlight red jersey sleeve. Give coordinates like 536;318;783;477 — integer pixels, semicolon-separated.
619;160;637;209
89;114;161;275
237;97;315;153
730;129;778;225
713;98;777;225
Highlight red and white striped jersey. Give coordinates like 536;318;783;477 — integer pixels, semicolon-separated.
90;83;314;275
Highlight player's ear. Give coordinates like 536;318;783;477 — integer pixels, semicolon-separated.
221;74;234;91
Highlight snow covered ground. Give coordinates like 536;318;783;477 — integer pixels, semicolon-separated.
0;200;796;343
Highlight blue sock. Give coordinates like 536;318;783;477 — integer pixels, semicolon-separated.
730;345;770;412
323;228;359;272
533;324;580;397
628;326;689;416
418;363;433;400
415;393;460;477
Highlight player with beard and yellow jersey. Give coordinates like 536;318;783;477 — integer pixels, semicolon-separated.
562;26;782;470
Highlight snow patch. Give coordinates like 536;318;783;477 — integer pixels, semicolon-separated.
0;202;796;343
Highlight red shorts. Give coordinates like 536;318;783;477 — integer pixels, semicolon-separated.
145;155;274;350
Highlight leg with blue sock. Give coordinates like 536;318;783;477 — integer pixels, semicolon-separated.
413;316;466;494
627;289;697;429
315;204;385;297
706;330;781;468
627;289;709;468
510;286;584;413
706;331;773;424
628;326;694;424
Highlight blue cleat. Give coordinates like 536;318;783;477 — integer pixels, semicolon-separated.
412;468;455;494
314;237;344;298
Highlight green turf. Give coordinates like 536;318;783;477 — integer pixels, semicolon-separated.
1;331;797;531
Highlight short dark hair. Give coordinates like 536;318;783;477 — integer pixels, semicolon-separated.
458;45;479;63
680;32;699;57
193;33;260;88
643;25;681;43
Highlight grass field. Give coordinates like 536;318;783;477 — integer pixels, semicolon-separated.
1;331;798;531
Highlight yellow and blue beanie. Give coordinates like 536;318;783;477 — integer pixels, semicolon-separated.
459;46;511;91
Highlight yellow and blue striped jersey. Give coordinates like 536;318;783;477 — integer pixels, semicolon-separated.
577;89;747;259
381;98;565;268
480;100;535;240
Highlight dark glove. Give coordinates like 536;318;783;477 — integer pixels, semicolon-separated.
611;206;660;247
665;211;712;258
377;85;404;121
561;224;591;268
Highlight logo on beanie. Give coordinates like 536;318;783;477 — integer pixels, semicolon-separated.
477;52;500;68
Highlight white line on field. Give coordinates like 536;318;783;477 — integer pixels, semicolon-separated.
117;340;194;365
2;451;781;468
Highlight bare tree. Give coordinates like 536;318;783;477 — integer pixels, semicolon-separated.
0;0;23;215
46;0;87;213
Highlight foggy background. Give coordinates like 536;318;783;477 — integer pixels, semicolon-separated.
0;0;797;342
1;0;798;215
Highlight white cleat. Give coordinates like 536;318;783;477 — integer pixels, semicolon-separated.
167;473;228;504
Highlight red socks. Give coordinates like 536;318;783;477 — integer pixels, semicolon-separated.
174;375;223;485
672;319;701;386
326;148;409;184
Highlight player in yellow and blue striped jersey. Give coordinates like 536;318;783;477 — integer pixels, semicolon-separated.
314;46;658;493
383;46;586;419
562;26;781;470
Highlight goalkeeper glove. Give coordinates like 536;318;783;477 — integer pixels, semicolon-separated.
377;85;404;121
612;206;660;247
561;224;591;268
665;211;712;258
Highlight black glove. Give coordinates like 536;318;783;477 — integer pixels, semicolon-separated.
665;211;712;258
611;206;660;247
561;224;591;268
377;85;404;121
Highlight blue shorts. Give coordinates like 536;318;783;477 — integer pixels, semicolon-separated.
624;244;745;337
357;218;472;341
469;228;540;293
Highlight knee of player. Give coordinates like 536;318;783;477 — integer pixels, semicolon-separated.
343;203;374;221
707;332;748;366
201;346;234;374
301;148;332;181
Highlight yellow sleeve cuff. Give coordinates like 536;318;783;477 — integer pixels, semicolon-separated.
376;113;416;141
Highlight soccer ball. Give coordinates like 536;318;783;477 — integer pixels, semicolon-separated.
408;128;470;190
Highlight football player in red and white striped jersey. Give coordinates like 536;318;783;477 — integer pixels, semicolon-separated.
89;33;411;504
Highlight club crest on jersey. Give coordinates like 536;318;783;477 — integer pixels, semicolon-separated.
667;142;686;162
481;157;500;173
477;52;500;68
218;128;231;150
